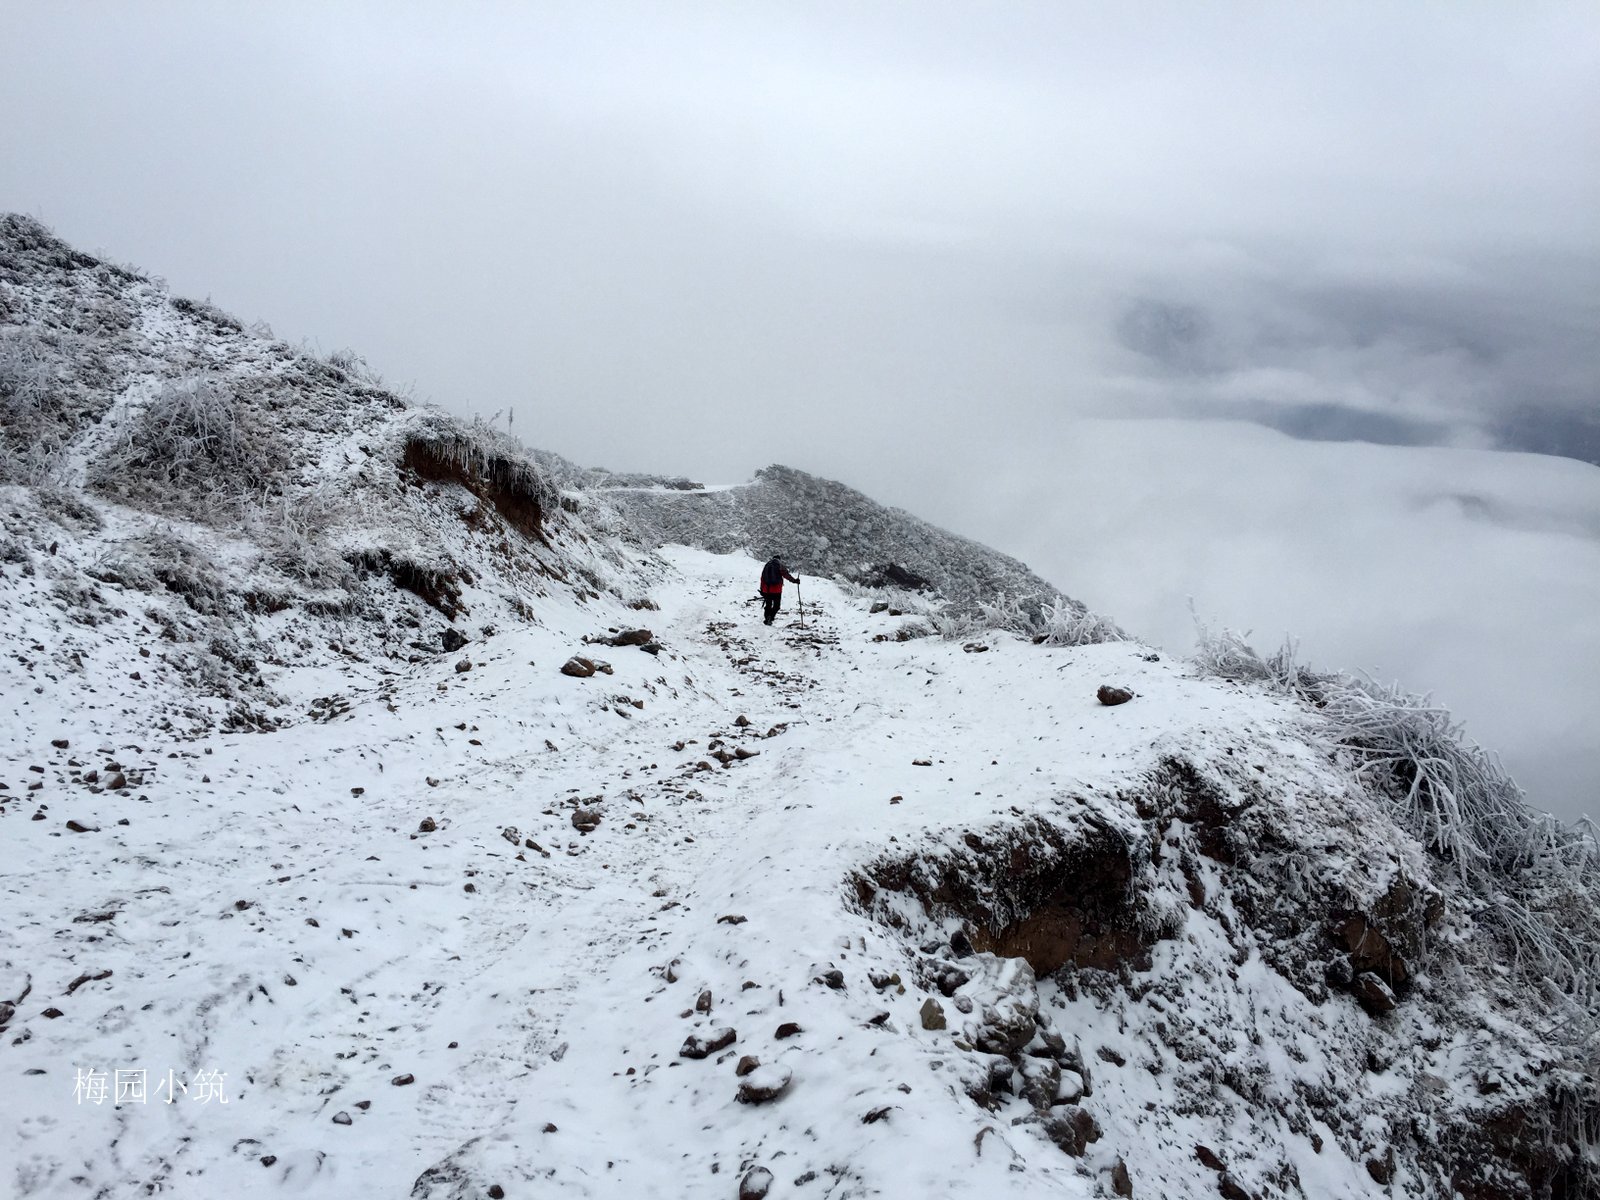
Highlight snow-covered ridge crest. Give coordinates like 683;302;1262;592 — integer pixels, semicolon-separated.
597;462;1124;641
1;216;1596;1199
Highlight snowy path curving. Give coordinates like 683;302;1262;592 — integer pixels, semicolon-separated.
4;547;1328;1199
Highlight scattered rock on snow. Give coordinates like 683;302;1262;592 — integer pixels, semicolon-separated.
1096;685;1134;706
735;1055;760;1077
717;913;747;925
440;627;468;653
331;1111;352;1125
1195;1145;1226;1172
1042;1105;1102;1156
1018;1055;1062;1111
572;808;601;833
735;1063;793;1105
679;1027;737;1059
738;1166;774;1200
418;816;437;833
920;998;946;1030
391;1073;415;1086
775;1022;803;1040
560;657;598;678
1109;1156;1134;1196
1353;971;1398;1015
454;658;472;674
1218;1173;1255;1200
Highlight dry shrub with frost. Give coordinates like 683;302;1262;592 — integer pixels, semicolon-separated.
1190;613;1600;1019
90;377;289;519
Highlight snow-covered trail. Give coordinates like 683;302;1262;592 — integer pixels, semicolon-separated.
3;547;1316;1199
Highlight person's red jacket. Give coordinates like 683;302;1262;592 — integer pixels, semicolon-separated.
760;558;799;594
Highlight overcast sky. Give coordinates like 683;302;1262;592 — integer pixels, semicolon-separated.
2;1;1597;817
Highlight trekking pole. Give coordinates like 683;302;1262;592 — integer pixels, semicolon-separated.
797;580;805;629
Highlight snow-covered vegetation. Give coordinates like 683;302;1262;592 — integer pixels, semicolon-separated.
2;214;1597;1198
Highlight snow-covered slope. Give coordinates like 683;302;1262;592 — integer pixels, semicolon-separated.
2;216;1597;1200
599;463;1082;618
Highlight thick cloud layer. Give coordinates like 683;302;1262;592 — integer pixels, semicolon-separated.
2;2;1596;817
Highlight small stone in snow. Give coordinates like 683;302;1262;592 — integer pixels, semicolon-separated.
716;913;746;925
736;1063;792;1105
919;998;946;1030
739;1166;774;1200
775;1022;803;1040
1110;1156;1133;1197
1096;685;1134;706
332;1111;352;1125
392;1073;414;1086
454;658;472;674
680;1027;737;1059
735;1055;760;1077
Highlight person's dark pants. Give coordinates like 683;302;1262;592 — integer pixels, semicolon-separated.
762;592;781;625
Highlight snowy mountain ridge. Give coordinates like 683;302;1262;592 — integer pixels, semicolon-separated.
1;215;1597;1200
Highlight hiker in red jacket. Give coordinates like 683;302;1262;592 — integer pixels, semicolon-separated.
759;557;800;626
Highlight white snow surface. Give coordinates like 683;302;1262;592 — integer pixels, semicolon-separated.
2;544;1572;1198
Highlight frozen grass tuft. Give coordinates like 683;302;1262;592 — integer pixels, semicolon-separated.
90;377;290;520
962;592;1128;646
1191;613;1600;1016
0;329;69;483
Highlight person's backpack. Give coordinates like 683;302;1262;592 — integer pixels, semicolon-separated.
761;560;783;589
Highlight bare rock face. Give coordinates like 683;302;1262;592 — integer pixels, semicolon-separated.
1097;685;1134;706
735;1063;793;1105
679;1027;737;1059
738;1166;774;1199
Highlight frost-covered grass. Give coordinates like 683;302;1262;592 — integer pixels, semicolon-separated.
89;377;291;520
0;328;70;484
974;593;1128;646
1192;615;1600;1022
